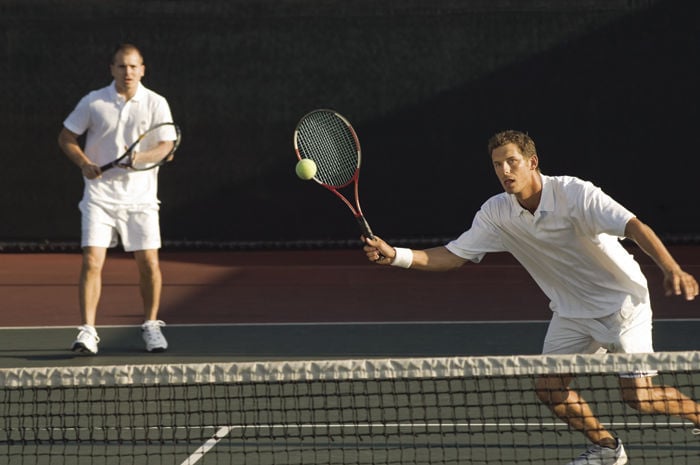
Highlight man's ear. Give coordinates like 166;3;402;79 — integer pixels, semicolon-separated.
529;154;539;170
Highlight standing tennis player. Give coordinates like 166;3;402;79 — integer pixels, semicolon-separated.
363;130;700;465
58;43;171;354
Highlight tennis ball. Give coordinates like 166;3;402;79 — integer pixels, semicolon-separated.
295;158;317;180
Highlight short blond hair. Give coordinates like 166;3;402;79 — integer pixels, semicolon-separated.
487;130;537;159
111;43;143;64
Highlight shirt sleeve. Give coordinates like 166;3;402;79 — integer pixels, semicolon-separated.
62;94;92;136
152;95;174;126
577;181;635;238
445;199;507;263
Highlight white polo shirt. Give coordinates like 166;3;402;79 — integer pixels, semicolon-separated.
63;81;173;206
446;174;649;318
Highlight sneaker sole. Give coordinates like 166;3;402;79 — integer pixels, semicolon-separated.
71;343;97;355
147;347;167;353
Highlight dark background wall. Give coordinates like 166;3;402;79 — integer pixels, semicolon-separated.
1;0;698;249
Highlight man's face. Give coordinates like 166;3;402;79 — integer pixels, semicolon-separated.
491;143;538;195
110;50;144;95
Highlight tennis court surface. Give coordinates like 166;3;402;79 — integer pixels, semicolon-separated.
1;248;699;464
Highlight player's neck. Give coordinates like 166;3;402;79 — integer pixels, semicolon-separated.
118;89;137;101
115;83;139;101
516;173;542;214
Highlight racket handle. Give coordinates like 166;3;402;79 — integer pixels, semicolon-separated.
98;162;114;172
357;215;375;239
99;156;128;172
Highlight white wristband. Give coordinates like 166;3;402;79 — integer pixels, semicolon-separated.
391;247;413;269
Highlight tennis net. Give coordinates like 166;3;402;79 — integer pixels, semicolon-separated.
1;352;699;464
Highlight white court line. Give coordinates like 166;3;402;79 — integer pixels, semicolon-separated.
3;319;700;330
0;321;548;330
181;426;233;465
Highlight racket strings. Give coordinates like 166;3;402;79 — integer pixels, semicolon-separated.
131;123;180;170
296;112;359;187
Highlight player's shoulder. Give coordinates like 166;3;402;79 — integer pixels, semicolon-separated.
545;174;599;194
138;86;172;116
545;174;610;212
479;191;512;216
545;173;587;186
138;84;169;103
80;84;113;102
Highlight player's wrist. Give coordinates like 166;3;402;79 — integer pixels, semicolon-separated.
391;247;413;269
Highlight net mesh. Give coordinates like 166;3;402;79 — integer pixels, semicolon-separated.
294;110;360;187
1;352;699;464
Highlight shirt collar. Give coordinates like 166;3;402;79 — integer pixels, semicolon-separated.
509;173;551;218
109;81;146;102
537;174;554;213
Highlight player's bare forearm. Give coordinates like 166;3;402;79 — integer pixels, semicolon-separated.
625;217;699;300
363;236;466;271
411;246;467;270
58;128;101;179
134;140;175;164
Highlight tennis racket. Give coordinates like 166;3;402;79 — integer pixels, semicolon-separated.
293;109;375;239
99;122;181;172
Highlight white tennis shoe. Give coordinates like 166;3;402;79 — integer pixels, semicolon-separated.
71;325;100;355
142;320;168;352
566;439;627;465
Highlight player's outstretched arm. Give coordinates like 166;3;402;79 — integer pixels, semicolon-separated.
624;217;699;300
362;236;467;271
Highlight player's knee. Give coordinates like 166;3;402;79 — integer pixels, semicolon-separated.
139;261;160;279
535;376;570;405
134;251;160;275
619;378;657;411
81;251;105;273
620;385;652;410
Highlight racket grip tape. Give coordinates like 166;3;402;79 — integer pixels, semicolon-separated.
357;215;375;239
98;161;116;172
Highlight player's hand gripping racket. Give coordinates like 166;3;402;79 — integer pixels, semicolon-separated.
100;122;181;172
293;109;375;239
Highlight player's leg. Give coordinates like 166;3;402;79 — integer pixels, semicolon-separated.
79;246;108;326
72;246;108;354
540;313;627;464
613;297;700;428
133;248;167;352
536;375;618;446
619;376;700;428
133;248;162;321
73;200;116;354
121;206;168;352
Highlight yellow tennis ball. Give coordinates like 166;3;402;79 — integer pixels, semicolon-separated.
295;158;317;180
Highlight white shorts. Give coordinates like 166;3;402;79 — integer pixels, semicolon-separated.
543;295;655;377
79;200;161;252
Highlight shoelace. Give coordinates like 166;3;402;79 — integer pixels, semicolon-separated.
142;320;166;341
142;320;166;329
693;428;700;435
77;325;100;343
578;441;620;459
576;444;604;459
